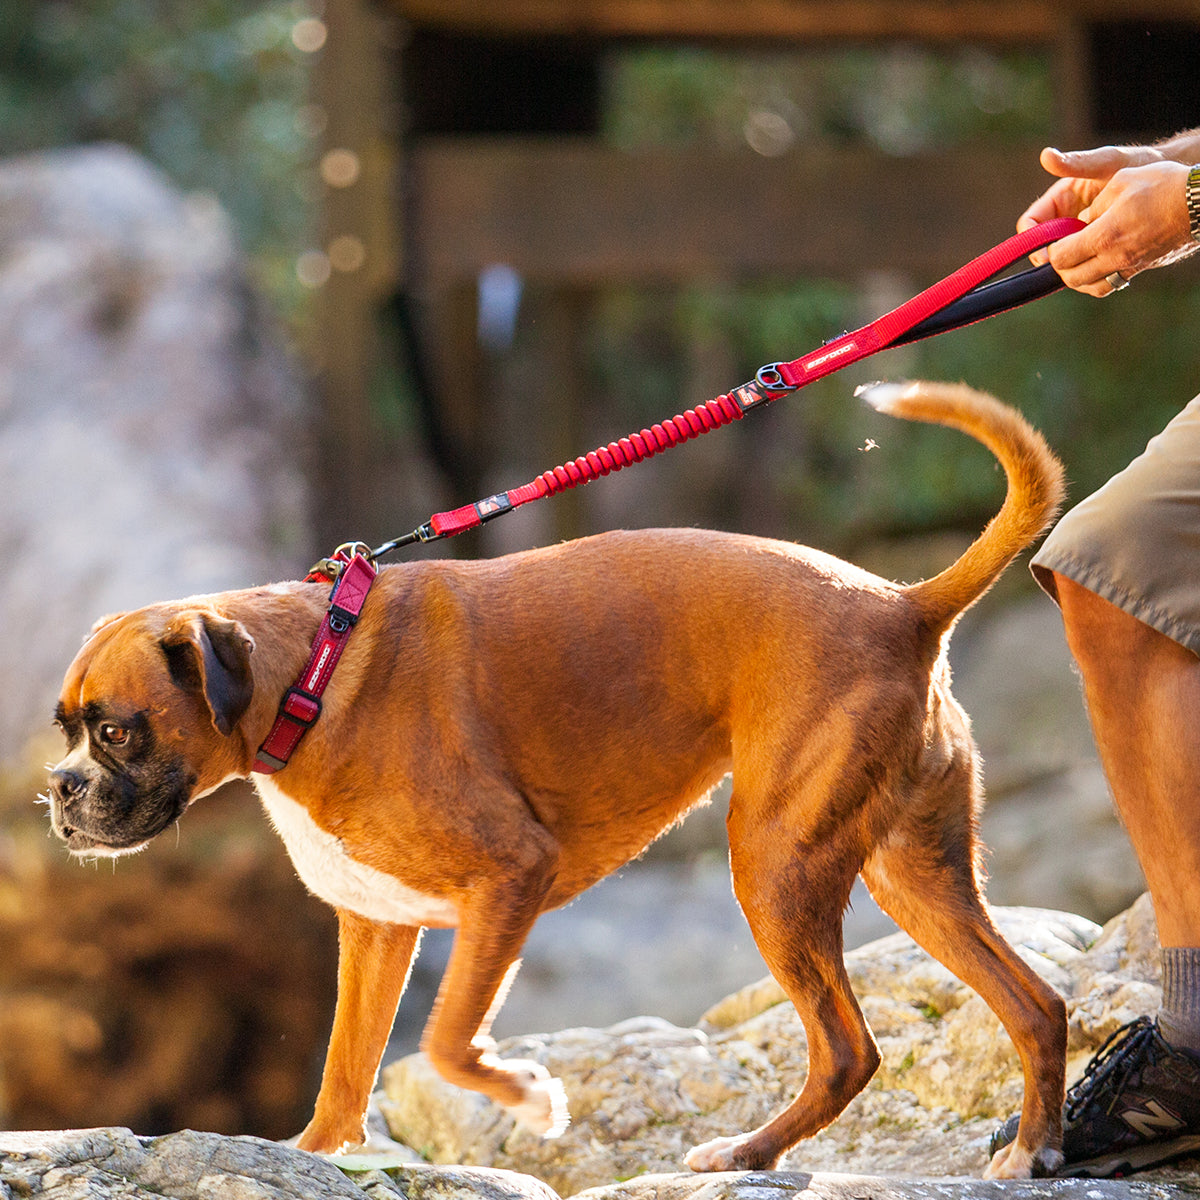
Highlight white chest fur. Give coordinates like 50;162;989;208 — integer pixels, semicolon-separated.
253;776;458;928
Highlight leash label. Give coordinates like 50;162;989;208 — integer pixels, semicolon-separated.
733;384;766;411
804;341;857;372
475;493;513;521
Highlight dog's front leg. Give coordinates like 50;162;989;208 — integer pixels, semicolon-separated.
296;910;421;1154
421;886;569;1138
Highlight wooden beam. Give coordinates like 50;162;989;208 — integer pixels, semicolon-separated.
311;0;405;539
409;140;1059;287
387;0;1198;43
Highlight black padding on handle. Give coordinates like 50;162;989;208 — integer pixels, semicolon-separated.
892;263;1064;347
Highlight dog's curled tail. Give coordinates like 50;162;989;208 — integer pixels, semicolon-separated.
858;380;1066;636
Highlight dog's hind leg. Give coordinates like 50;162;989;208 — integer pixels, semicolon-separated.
687;810;881;1172
859;772;1067;1179
298;912;422;1154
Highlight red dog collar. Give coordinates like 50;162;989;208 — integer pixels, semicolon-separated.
252;550;377;774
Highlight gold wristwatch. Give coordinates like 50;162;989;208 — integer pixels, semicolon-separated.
1188;164;1200;244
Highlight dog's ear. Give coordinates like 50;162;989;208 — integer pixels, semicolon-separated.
160;610;255;736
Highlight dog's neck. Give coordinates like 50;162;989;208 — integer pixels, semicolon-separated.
208;581;334;777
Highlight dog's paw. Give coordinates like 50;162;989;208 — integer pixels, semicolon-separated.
685;1134;765;1173
292;1120;368;1156
985;1139;1063;1179
502;1058;570;1138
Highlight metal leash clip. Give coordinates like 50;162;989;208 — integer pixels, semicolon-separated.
306;541;375;584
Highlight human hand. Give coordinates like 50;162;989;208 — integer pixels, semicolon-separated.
1019;146;1195;296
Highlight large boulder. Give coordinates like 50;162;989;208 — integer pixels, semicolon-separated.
0;141;312;768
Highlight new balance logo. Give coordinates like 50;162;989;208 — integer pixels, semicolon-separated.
1121;1099;1185;1138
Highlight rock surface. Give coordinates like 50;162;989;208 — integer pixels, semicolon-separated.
3;1128;1199;1200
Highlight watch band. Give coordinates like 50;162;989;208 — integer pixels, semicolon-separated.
1188;164;1200;245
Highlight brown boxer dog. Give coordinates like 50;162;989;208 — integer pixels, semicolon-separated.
47;381;1067;1178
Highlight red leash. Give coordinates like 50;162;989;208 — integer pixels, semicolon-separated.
256;218;1083;774
369;216;1083;557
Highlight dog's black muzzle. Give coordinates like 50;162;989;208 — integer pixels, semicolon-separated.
47;759;190;856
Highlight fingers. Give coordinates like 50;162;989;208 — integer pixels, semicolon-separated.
1054;159;1193;293
1016;149;1107;262
1044;144;1162;180
1020;149;1190;292
1047;236;1131;297
1016;144;1159;261
1043;207;1138;297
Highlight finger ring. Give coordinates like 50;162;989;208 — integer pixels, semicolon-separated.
1105;271;1131;292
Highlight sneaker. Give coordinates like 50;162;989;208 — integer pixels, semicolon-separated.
989;1016;1200;1178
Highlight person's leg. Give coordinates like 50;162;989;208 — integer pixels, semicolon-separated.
1054;572;1200;951
990;572;1200;1177
992;393;1200;1174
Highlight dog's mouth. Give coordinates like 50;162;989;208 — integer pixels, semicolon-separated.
59;824;154;859
51;798;182;858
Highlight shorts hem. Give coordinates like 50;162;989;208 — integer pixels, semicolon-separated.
1031;547;1200;659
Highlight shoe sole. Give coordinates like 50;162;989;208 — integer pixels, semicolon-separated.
1058;1134;1200;1178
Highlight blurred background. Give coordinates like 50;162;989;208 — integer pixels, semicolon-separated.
0;0;1197;1146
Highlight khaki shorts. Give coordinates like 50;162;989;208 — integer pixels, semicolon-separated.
1031;391;1200;658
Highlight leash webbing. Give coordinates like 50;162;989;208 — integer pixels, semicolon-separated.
368;217;1083;559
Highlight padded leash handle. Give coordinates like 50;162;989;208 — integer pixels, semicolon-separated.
892;262;1065;346
371;217;1084;555
770;217;1083;387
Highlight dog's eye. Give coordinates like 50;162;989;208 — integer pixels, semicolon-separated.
99;724;130;747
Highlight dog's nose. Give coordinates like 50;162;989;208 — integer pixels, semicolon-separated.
49;768;86;805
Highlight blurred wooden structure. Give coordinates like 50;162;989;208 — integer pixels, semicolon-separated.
309;0;1200;541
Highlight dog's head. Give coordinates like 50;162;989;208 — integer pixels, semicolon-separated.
47;606;255;857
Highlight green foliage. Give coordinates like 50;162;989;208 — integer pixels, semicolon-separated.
604;43;1053;154
0;0;315;314
3;23;1196;548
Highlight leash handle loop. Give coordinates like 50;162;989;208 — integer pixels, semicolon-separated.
775;217;1083;387
891;262;1065;347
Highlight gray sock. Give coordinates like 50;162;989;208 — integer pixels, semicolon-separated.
1158;948;1200;1053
